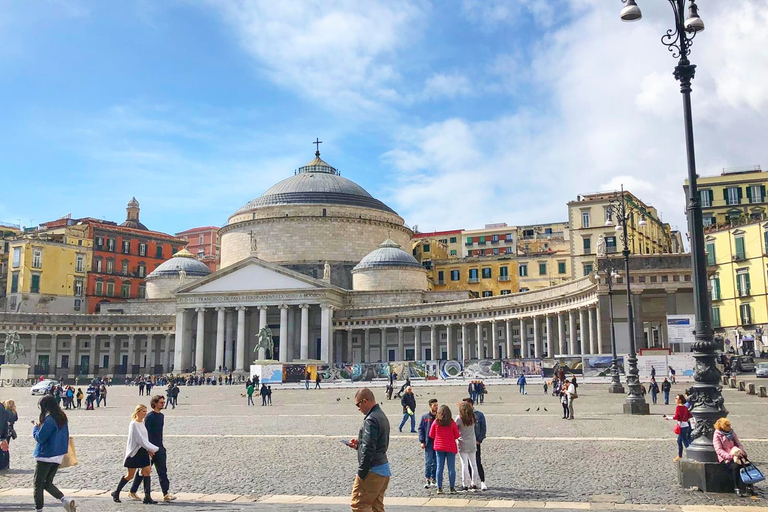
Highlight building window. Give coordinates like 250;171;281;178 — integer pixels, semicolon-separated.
121;260;129;275
156;244;163;259
106;281;115;297
500;290;511;295
450;270;460;281
106;259;114;274
710;277;720;301
703;217;715;227
482;267;492;279
712;306;721;328
139;243;147;256
466;237;473;246
581;211;590;228
122;240;130;254
606;236;617;253
583;237;591;254
726;187;741;206
740;303;752;325
32;249;42;268
468;268;479;283
74;279;83;297
505;233;513;242
583;263;594;276
539;262;547;275
737;271;751;297
31;273;41;293
519;264;528;277
75;254;84;272
138;284;146;299
95;236;103;250
107;238;116;252
450;237;457;243
95;258;103;273
197;250;204;258
138;263;146;278
199;234;205;245
10;272;19;293
74;299;81;311
493;248;499;255
121;282;131;298
423;244;431;253
95;281;103;296
505;247;513;254
735;236;746;260
449;250;457;256
558;261;566;274
700;189;712;207
749;185;765;203
437;271;444;285
481;291;493;297
706;242;716;265
12;247;20;267
492;235;499;243
478;236;486;246
499;266;509;278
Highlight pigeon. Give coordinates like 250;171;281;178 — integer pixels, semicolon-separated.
536;407;540;411
346;397;350;400
336;398;341;401
544;407;548;412
525;408;530;412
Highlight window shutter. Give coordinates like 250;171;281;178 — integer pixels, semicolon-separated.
723;188;729;201
708;190;714;205
762;185;766;200
764;231;768;254
736;237;745;259
737;187;743;202
745;273;751;294
746;186;752;201
706;243;715;265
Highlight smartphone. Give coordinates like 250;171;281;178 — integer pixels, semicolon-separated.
339;439;353;447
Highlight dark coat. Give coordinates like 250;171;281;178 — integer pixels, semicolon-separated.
357;404;390;480
400;392;416;414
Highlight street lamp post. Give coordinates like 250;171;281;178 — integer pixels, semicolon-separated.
605;186;649;414
621;0;729;490
599;261;625;394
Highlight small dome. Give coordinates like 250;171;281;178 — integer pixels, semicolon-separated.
147;248;212;279
127;197;140;208
353;239;422;271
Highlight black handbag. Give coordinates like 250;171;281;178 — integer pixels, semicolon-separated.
9;427;17;441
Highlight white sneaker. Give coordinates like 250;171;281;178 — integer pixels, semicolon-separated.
62;497;77;512
163;493;177;501
481;481;488;491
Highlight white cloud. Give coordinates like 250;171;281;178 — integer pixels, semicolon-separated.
387;0;768;235
422;73;472;100
461;0;560;29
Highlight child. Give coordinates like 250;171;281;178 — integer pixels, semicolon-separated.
560;380;570;419
76;388;83;409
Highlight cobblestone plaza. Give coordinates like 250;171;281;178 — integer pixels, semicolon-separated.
0;380;766;511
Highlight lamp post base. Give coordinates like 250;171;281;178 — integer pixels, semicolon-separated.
677;459;734;492
608;383;626;394
623;402;650;415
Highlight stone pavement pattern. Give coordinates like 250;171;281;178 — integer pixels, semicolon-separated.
0;381;766;508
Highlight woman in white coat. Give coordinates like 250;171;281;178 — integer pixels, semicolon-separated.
111;404;159;504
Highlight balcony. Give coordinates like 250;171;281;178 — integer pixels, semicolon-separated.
733;254;747;262
498;275;511;282
465;242;474;247
738;288;751;297
478;241;486;246
491;239;499;245
467;277;479;284
437;280;445;286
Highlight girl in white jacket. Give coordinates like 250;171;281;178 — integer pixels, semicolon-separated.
111;404;159;504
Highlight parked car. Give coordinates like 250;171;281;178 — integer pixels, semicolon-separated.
756;362;768;378
30;379;58;396
730;355;756;373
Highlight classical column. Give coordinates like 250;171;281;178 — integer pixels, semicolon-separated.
533;317;541;358
235;306;246;372
127;334;136;376
558;312;567;356
589;307;597;355
69;335;77;376
195;308;206;371
320;304;333;363
579;308;588;355
413;326;421;361
110;334;118;374
446;324;454;360
633;292;645;350
397;327;405;361
279;305;289;363
174;309;186;372
596;306;604;354
461;324;468;362
519;318;527;358
30;333;38;373
476;323;483;359
89;335;97;374
300;304;310;360
491;320;499;359
505;320;513;359
430;325;438;360
164;334;172;373
215;307;226;370
347;329;354;363
545;315;554;357
568;310;577;355
257;306;268;360
147;335;156;372
224;310;234;370
51;334;59;376
363;328;371;363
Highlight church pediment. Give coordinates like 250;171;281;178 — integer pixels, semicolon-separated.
175;257;338;294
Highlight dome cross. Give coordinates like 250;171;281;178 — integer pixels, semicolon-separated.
313;138;322;157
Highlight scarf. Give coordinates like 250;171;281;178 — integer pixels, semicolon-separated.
719;429;734;441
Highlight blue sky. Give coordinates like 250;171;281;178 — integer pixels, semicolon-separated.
1;0;767;237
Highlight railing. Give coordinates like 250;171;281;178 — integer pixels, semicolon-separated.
498;276;510;281
467;277;479;284
437;280;445;286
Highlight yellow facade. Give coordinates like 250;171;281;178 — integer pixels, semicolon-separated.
517;252;571;291
706;219;768;332
431;257;519;297
684;167;768;228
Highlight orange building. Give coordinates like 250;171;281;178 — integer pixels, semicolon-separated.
175;226;220;272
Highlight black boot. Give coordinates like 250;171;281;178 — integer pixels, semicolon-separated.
129;475;143;496
112;477;129;502
143;475;157;504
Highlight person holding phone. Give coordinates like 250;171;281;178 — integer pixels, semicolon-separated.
32;395;75;512
111;404;159;504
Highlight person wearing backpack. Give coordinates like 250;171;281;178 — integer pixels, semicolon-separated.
33;395;75;512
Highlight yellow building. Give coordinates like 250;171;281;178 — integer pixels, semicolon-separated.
5;224;92;313
431;256;519;297
0;222;22;305
705;218;768;335
411;230;458;271
568;191;672;279
684;166;768;228
462;224;516;258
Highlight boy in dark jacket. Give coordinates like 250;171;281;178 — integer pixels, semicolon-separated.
418;399;438;488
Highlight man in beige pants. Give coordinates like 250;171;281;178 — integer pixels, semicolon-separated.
347;388;390;512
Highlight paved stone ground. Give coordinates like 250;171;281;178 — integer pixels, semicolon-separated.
0;380;766;510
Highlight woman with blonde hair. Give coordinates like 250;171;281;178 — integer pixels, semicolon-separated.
4;400;18;441
455;401;479;492
713;418;754;496
111;404;159;504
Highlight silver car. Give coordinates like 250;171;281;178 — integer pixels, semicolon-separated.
757;362;768;378
30;379;58;396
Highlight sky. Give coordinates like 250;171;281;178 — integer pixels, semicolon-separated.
1;0;767;238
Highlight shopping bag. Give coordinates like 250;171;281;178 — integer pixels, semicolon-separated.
59;438;78;468
673;424;681;435
740;463;765;485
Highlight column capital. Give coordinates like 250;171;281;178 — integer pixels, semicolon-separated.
257;305;269;311
430;324;437;331
397;326;405;331
300;303;310;310
215;307;226;312
279;304;290;310
195;307;206;313
236;306;246;312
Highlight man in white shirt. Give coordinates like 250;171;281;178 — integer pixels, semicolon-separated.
566;381;577;420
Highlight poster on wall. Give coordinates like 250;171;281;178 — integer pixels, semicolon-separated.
252;364;283;384
464;359;504;379
282;364;307;383
542;357;584;377
439;360;464;379
583;355;625;377
635;355;668;378
667;354;695;377
667;315;696;345
351;363;390;382
502;359;543;377
317;364;353;381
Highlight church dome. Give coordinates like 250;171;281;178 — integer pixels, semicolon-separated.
353;240;422;271
146;248;212;279
233;153;396;216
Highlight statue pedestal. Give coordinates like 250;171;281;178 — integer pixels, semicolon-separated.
678;458;734;492
0;363;30;384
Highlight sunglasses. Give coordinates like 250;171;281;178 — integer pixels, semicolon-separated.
355;399;366;408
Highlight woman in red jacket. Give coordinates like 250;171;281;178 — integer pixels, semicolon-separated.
663;394;692;461
429;405;459;494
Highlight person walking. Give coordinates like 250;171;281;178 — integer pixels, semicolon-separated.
128;396;176;502
4;399;17;443
267;385;273;405
566;378;577;420
398;387;417;433
305;371;311;390
478;381;485;404
713;418;754;496
429;405;459;494
260;384;268;406
111;404;159;504
346;388;390;512
466;398;488;491
99;384;108;407
649;379;660;405
75;389;83;409
0;400;10;471
664;394;693;462
418;399;438;488
455;401;479;492
315;373;322;389
138;380;145;396
661;378;672;405
517;374;526;394
32;395;75;512
669;366;676;384
171;384;179;408
651;366;656;380
246;382;255;406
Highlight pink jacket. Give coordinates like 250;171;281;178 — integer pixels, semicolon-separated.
713;429;746;463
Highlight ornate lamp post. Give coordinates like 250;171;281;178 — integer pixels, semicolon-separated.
620;0;729;489
598;262;625;394
605;186;649;414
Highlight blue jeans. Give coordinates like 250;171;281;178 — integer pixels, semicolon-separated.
247;395;254;406
424;445;436;480
435;451;456;490
677;426;692;457
664;391;670;404
651;391;657;404
399;413;415;432
519;384;525;394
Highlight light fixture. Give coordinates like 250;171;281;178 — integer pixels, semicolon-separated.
615;224;624;232
685;2;705;32
638;216;648;227
620;0;642;22
605;216;614;227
